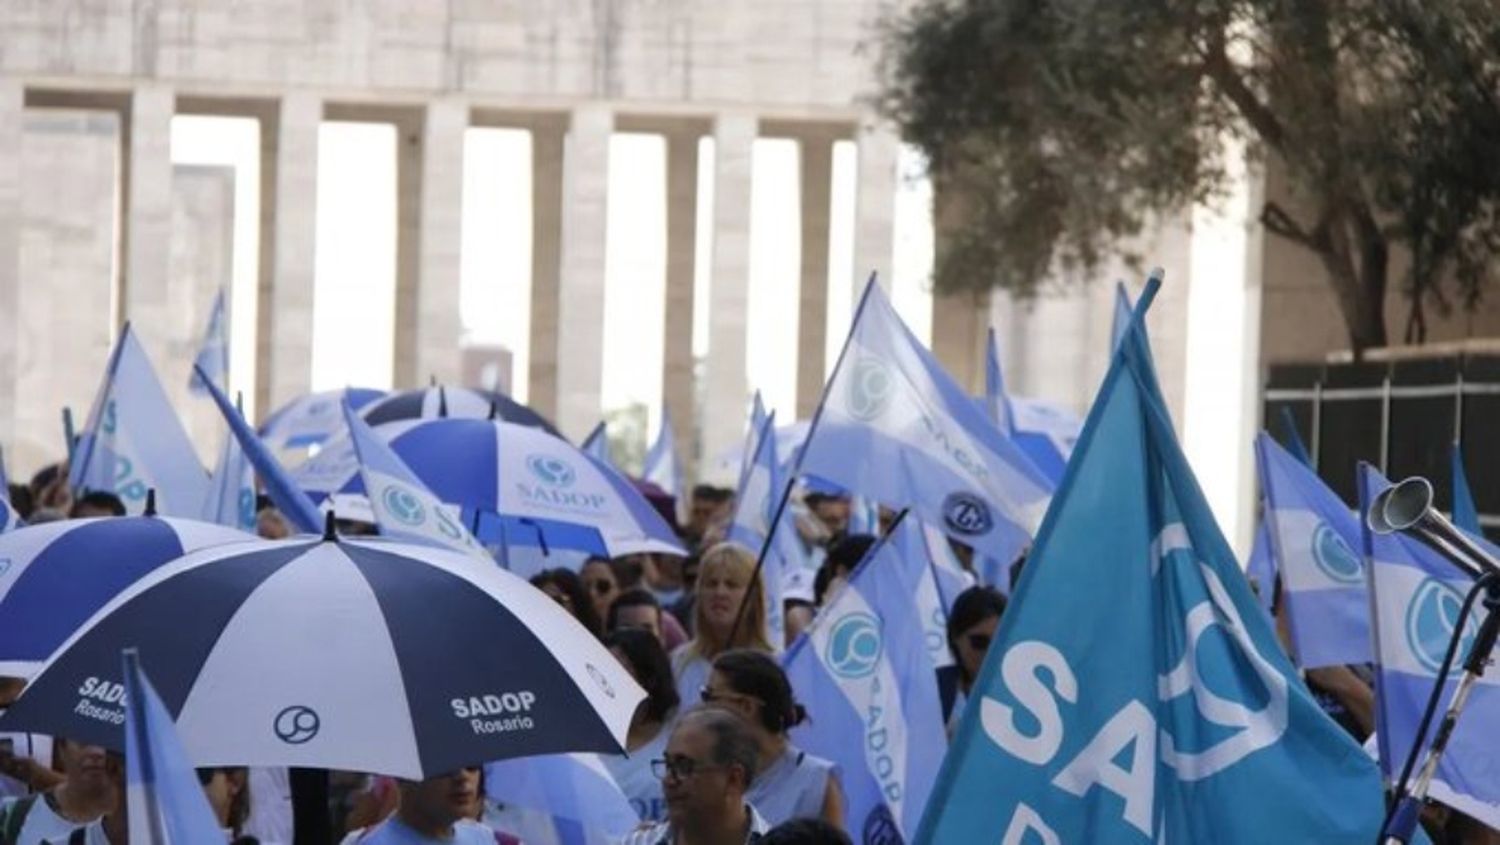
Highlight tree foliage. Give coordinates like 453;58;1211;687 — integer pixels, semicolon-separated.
878;0;1500;352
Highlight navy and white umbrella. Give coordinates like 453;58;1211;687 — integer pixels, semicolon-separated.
361;386;561;438
259;387;386;452
0;532;644;779
0;515;257;677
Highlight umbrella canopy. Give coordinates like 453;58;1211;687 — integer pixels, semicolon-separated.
0;534;644;779
361;386;561;438
259;387;386;451
0;516;257;677
291;419;685;558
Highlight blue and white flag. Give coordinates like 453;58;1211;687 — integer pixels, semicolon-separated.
800;279;1051;568
188;289;230;396
1451;443;1482;536
122;649;227;843
727;412;788;649
1110;280;1133;350
737;391;769;479
1256;432;1370;668
1246;517;1277;617
1276;406;1314;468
1361;464;1500;830
201;392;257;533
70;325;210;516
0;443;10;495
581;422;613;467
984;328;1014;437
784;514;946;840
341;401;491;563
916;278;1388;844
0;498;20;535
484;753;640;845
642;407;681;498
847;494;882;536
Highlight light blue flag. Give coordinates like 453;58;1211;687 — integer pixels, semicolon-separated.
0;443;9;494
1276;405;1314;468
1256;432;1371;668
0;448;18;534
484;753;640;845
194;364;324;534
70;325;210;516
737;390;770;480
201;393;257;532
1245;516;1277;618
1361;464;1500;830
122;648;226;844
187;289;229;396
1451;443;1482;536
727;412;788;649
784;513;946;840
642;406;681;498
847;494;882;536
985;328;1015;437
800;279;1051;568
916;277;1388;844
581;422;613;467
1110;280;1134;349
341;401;492;563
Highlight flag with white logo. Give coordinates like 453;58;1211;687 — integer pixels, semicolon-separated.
727;412;788;649
187;288;230;396
70;325;210;516
342;402;492;564
916;278;1387;844
642;407;681;499
799;279;1051;569
784;513;946;842
122;649;227;843
1360;464;1500;830
1256;432;1371;668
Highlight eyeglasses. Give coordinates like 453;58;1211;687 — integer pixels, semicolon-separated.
700;686;759;710
650;755;724;781
965;633;992;652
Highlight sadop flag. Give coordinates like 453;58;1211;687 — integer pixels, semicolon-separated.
727;412;787;649
1255;432;1371;668
917;277;1388;844
484;753;639;845
341;401;491;563
188;288;229;396
1451;443;1482;535
70;325;210;516
642;407;681;498
784;514;946;841
800;278;1051;568
1361;464;1500;830
122;649;226;843
201;392;257;532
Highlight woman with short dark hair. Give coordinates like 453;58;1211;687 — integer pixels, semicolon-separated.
602;629;681;823
529;568;603;638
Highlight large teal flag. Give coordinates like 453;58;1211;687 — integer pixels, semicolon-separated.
915;277;1387;844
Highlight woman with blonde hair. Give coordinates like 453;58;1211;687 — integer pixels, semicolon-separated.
669;542;772;706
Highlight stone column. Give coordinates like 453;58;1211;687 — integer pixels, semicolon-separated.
121;86;175;362
554;104;612;442
662;129;699;478
852;122;899;295
393;98;466;388
702;112;756;471
0;80;19;454
930;288;991;394
256;92;321;417
527;120;565;421
796;133;834;419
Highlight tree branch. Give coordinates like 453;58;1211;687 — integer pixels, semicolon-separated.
1260;202;1319;250
1200;27;1287;150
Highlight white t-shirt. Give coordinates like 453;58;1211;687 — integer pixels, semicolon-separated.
602;723;671;822
340;817;495;844
1;793;94;845
243;766;294;844
39;819;110;845
669;647;710;713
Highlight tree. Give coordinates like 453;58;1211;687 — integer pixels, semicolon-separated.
878;1;1500;353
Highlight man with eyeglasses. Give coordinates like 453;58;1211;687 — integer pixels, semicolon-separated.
620;707;769;845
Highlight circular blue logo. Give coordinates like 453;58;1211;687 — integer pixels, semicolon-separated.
845;358;895;422
942;492;994;537
381;484;426;526
526;454;576;487
1310;522;1362;584
862;804;901;845
1405;578;1479;674
273;705;321;744
825;612;883;679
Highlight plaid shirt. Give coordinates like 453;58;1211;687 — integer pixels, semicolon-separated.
615;804;770;845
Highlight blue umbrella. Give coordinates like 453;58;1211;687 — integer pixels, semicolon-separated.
0;533;644;779
361;386;561;438
0;515;257;677
259;387;386;451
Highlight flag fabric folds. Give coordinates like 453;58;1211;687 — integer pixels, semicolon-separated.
483;753;640;845
1245;517;1276;617
916;279;1388;844
799;279;1051;569
1451;443;1482;536
727;412;788;649
642;408;681;499
70;325;210;516
188;289;230;396
1255;432;1371;668
202;393;257;533
1361;464;1500;830
580;422;613;466
784;514;946;841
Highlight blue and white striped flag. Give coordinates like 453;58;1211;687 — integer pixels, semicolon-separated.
727;412;788;649
341;401;491;563
1361;464;1500;830
484;753;640;845
581;422;613;467
188;289;230;396
70;325;210;516
736;390;769;480
1255;432;1370;668
799;278;1051;568
847;494;881;536
642;407;681;499
784;514;946;840
201;392;257;532
122;649;226;843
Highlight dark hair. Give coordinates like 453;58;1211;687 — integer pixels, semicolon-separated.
606;588;662;631
678;705;759;783
814;534;875;605
691;485;734;504
69;490;126;518
947;586;1007;673
609;555;646;590
711;649;806;734
529;568;603;637
7;484;33;520
603;628;679;723
762;818;854;845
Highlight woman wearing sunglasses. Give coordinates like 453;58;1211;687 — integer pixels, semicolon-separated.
703;650;843;829
943;586;1007;737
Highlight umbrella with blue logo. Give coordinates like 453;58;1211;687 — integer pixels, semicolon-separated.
290;418;685;559
0;527;645;779
259;387;386;452
0;512;257;678
360;386;561;438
